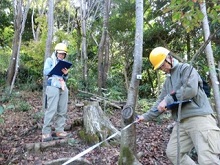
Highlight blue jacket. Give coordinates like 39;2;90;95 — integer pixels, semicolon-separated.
43;53;68;89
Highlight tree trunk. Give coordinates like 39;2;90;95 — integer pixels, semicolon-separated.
123;61;129;91
119;0;143;164
199;2;220;124
83;101;120;143
218;61;220;81
81;0;88;91
97;0;111;95
6;0;30;93
42;0;54;112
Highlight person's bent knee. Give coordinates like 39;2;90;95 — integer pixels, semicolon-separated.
166;147;177;163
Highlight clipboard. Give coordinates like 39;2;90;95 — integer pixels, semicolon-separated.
49;60;72;76
165;100;192;109
153;100;192;112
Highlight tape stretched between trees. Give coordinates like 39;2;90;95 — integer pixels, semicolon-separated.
62;120;138;165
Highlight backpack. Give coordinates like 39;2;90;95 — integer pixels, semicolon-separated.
200;77;211;98
180;63;211;98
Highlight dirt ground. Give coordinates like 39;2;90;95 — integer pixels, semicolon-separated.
0;91;172;165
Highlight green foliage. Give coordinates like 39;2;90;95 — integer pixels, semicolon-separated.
110;0;136;32
54;0;71;32
0;0;13;47
0;105;4;123
0;90;33;122
137;99;155;113
0;0;219;108
16;101;32;112
67;77;78;93
0;90;31;112
0;27;13;83
0;26;14;47
32;112;44;120
23;9;35;41
139;58;159;98
19;80;42;92
165;0;220;33
17;41;45;85
209;3;220;24
105;75;127;101
0;106;4;115
0;47;11;86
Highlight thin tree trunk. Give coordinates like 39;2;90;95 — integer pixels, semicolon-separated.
97;0;111;94
42;0;54;111
81;0;88;91
200;2;220;124
218;61;220;81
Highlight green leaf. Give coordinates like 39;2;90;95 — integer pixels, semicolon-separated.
0;106;4;115
172;12;182;22
196;10;204;21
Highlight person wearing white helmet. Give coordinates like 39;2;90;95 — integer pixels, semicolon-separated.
42;43;71;142
137;47;220;164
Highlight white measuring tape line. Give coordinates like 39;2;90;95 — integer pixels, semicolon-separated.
62;120;138;165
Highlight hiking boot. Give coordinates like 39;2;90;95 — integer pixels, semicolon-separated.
54;131;71;139
42;133;53;142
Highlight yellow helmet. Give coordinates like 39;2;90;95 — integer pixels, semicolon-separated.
55;43;67;53
149;47;170;70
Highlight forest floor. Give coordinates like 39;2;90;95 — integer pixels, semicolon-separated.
0;90;173;165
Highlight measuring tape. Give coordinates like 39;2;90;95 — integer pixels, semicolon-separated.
62;120;138;165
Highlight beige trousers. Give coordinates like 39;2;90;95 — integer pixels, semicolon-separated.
166;115;220;165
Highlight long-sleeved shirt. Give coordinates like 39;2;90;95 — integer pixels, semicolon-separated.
143;59;213;121
43;53;68;81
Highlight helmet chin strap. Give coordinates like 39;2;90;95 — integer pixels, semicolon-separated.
165;55;173;68
55;51;66;59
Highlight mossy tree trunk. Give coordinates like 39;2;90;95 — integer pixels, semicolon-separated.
83;101;120;143
119;0;143;164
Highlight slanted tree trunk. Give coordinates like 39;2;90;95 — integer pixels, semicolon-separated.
199;2;220;123
6;0;31;93
83;101;120;143
119;0;143;164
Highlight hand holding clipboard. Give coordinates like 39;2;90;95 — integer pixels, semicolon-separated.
153;100;192;112
49;60;72;76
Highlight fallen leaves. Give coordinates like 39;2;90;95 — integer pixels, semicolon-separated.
0;91;172;164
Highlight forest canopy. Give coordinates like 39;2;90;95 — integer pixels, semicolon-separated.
0;0;219;100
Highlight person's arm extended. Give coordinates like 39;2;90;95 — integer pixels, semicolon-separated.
137;85;167;122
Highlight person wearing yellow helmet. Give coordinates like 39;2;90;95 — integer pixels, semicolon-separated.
149;46;170;70
42;43;71;142
137;47;220;164
54;43;68;58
